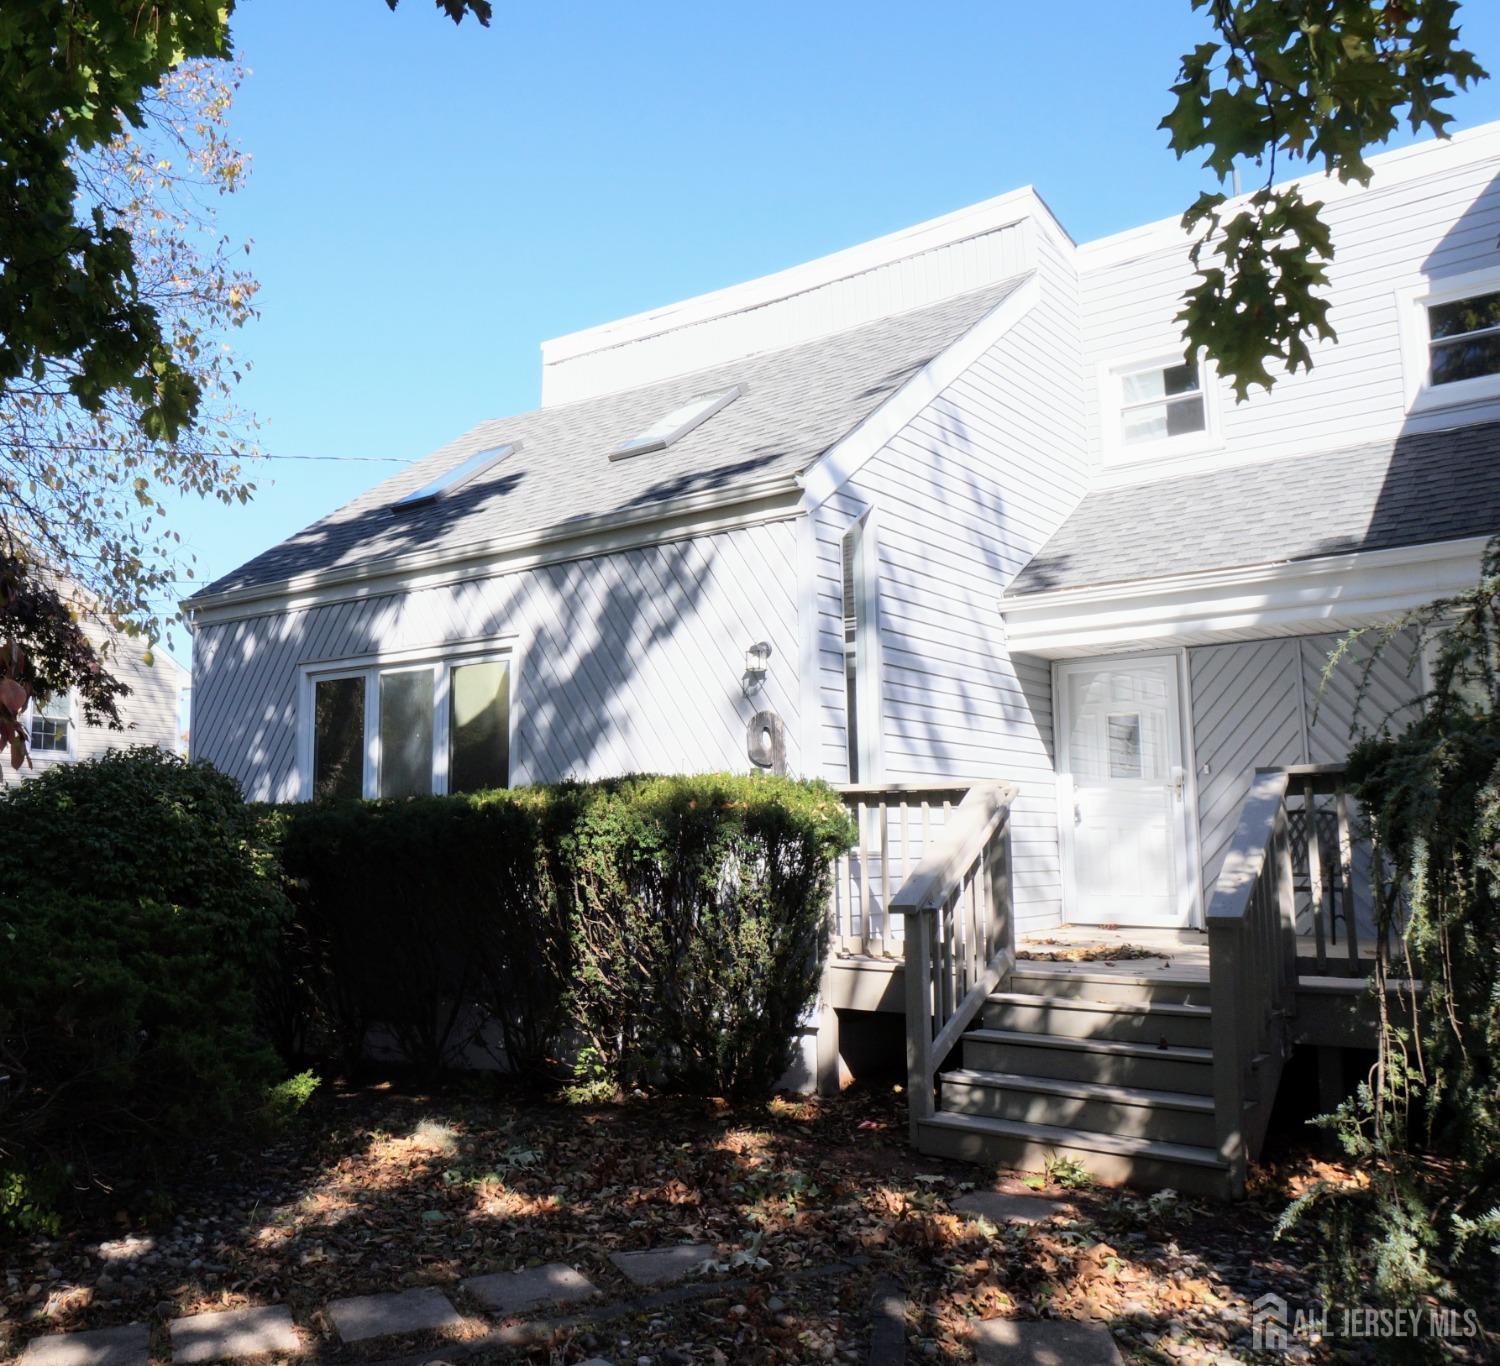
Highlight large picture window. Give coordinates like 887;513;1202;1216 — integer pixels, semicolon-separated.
304;647;512;801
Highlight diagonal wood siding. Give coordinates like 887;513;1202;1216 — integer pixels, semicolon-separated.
192;520;802;801
1190;629;1423;911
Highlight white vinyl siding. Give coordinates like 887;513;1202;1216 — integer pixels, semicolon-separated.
191;520;802;802
810;225;1088;931
1080;145;1500;475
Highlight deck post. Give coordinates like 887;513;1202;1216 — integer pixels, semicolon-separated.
1209;918;1249;1196
903;910;934;1144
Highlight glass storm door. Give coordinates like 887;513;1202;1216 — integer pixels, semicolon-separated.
1058;657;1191;927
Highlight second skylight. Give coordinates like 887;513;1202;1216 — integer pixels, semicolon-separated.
610;384;745;461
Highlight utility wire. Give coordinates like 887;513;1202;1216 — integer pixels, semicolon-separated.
3;437;416;465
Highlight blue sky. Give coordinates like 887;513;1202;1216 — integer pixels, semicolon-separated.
165;0;1500;668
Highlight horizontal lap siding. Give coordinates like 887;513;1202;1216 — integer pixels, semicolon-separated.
192;520;802;801
1081;151;1500;466
813;233;1087;931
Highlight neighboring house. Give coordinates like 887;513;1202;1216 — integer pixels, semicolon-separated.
188;122;1500;1194
6;619;187;786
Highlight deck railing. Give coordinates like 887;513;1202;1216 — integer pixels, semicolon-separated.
1207;763;1394;1193
889;782;1018;1143
828;783;971;956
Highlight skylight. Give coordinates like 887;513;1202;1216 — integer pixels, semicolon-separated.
391;443;517;512
610;384;745;461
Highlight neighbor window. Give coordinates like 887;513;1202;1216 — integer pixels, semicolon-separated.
1426;290;1500;387
27;690;71;755
1118;360;1207;446
306;650;512;801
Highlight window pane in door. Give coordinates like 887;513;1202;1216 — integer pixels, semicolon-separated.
450;660;510;793
379;669;434;798
1108;713;1143;779
314;676;365;800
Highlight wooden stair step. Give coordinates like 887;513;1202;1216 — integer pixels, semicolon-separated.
986;991;1212;1020
981;991;1214;1047
916;1111;1231;1198
940;1068;1214;1113
963;1027;1212;1063
961;1027;1215;1094
940;1067;1216;1145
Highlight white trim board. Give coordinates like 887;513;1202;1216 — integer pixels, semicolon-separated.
1002;537;1489;658
185;482;803;627
1078;118;1500;271
796;272;1042;510
541;188;1066;368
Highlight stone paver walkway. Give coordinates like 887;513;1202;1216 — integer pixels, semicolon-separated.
169;1305;300;1363
609;1243;715;1286
18;1324;150;1366
952;1190;1073;1225
971;1317;1124;1365
326;1286;464;1344
460;1262;597;1315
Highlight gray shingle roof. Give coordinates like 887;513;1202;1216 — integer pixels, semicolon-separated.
1009;420;1500;597
198;277;1025;599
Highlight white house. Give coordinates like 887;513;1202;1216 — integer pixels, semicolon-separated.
186;121;1500;1194
6;612;187;787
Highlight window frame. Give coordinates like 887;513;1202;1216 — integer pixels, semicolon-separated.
1101;350;1222;468
840;509;884;784
1399;267;1500;414
297;638;517;801
24;688;75;759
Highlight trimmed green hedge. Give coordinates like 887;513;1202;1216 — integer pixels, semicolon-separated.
273;774;855;1097
0;751;296;1231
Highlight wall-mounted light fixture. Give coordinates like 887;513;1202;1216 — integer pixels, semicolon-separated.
743;640;773;700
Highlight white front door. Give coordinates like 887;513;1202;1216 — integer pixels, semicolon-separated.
1057;656;1194;927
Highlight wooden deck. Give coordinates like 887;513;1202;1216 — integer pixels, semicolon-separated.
1015;924;1379;981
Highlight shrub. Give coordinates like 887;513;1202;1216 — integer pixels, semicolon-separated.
1280;540;1500;1329
274;791;569;1077
560;774;854;1098
0;749;294;1225
269;773;855;1098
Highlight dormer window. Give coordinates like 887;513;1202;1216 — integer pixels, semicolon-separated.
1400;268;1500;413
1119;361;1207;446
1427;290;1500;386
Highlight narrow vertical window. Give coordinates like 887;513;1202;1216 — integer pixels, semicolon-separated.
313;676;365;800
841;512;877;783
450;660;510;793
379;669;434;798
